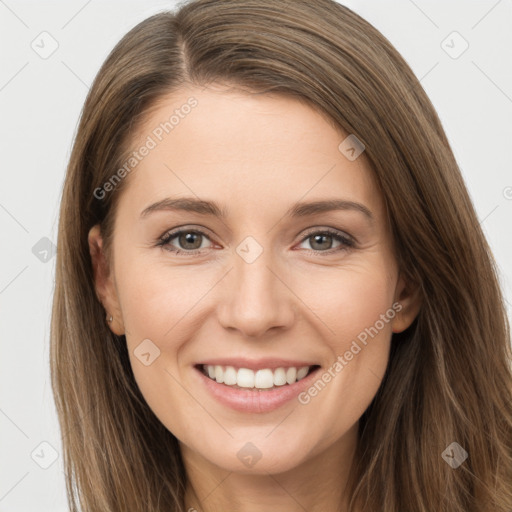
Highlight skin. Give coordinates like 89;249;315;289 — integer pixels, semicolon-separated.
89;83;421;512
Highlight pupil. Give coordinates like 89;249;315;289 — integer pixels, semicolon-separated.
311;234;332;250
180;232;201;249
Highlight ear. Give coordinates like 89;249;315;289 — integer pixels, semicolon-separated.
88;224;125;335
390;272;422;333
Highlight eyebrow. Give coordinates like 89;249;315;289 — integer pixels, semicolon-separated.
140;196;374;223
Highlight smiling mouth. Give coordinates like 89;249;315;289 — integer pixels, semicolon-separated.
195;364;321;391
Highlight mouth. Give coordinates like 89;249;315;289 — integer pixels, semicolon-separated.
194;363;321;391
193;361;322;413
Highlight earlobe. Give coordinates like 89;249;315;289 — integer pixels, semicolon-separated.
88;224;125;335
391;274;422;334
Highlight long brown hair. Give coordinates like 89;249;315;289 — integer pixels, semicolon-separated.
50;0;512;510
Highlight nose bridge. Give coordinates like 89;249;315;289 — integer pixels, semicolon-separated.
217;236;295;337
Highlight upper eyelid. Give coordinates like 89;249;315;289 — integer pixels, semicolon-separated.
300;226;353;240
159;225;215;243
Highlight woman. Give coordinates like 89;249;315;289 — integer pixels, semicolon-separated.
50;0;512;510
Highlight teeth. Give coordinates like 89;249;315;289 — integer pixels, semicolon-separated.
273;367;287;386
296;367;309;380
254;369;274;389
223;366;237;385
203;364;313;389
286;367;297;384
236;368;254;388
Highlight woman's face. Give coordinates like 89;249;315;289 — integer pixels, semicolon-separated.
90;83;419;475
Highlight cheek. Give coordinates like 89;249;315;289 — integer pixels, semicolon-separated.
117;259;210;341
294;259;396;345
116;265;209;434
291;262;395;424
113;255;224;416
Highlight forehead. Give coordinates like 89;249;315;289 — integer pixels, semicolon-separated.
117;84;383;220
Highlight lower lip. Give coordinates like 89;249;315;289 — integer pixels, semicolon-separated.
194;365;321;413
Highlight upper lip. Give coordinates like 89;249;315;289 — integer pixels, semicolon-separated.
195;358;320;372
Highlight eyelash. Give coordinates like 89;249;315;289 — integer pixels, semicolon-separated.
156;227;355;257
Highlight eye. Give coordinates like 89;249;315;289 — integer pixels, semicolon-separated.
156;226;355;256
156;228;213;255
297;228;355;255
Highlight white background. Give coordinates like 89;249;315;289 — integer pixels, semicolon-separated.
0;0;511;510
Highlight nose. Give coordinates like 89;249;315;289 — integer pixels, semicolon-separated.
216;246;297;338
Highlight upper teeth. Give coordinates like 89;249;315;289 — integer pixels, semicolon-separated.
204;365;311;389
